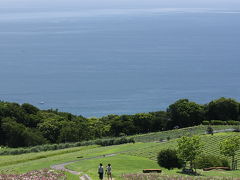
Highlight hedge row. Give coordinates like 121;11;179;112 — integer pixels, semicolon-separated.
95;137;135;146
0;137;135;155
202;120;240;125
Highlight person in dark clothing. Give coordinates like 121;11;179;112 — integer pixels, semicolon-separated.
98;163;104;180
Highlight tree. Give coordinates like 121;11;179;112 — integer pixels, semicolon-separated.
21;103;39;114
150;111;168;131
87;117;110;138
1;117;47;147
37;117;63;143
58;122;79;143
206;97;239;121
157;149;183;170
167;99;204;128
177;135;204;171
220;136;240;170
133;113;153;133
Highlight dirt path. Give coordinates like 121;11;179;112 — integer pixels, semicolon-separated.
212;128;235;133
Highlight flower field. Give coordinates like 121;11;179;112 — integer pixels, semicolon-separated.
0;169;66;180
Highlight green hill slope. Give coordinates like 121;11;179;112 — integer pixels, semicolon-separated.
127;132;240;162
131;125;234;142
0;128;240;180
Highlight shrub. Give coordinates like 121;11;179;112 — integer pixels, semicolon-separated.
30;147;40;153
96;137;135;146
202;121;210;125
157;149;183;170
128;138;135;143
194;154;229;169
206;126;213;135
74;142;82;146
227;120;240;125
210;120;227;125
119;132;126;137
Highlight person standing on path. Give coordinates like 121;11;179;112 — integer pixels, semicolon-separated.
105;164;112;180
98;163;104;180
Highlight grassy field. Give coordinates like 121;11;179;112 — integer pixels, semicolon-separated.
0;126;240;180
65;132;240;180
67;154;160;180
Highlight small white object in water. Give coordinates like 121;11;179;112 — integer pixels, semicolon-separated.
39;101;45;104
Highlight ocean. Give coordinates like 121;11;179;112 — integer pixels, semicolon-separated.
0;9;240;117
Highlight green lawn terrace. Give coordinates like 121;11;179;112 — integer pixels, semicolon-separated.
126;132;240;162
0;126;240;180
131;125;235;142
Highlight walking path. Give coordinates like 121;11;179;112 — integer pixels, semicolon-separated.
212;128;234;133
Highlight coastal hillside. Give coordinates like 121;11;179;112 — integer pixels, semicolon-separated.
0;130;239;179
0;97;239;148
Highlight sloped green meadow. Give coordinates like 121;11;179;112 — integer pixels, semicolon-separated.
0;126;240;179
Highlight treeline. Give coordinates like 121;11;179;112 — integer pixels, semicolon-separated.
0;97;239;148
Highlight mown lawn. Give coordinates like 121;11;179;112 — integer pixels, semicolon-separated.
0;142;155;176
66;154;160;180
66;153;240;180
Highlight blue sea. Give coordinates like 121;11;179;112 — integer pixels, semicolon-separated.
0;9;240;117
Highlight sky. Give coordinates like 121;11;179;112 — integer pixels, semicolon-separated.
1;0;240;11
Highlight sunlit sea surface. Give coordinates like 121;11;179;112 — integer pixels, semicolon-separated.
0;9;240;117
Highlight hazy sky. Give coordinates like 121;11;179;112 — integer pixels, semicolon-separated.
1;0;240;10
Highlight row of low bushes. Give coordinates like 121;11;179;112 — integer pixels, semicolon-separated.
157;149;230;170
95;137;135;146
0;137;135;155
0;141;93;155
202;120;240;125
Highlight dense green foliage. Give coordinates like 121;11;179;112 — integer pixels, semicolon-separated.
203;120;240;125
206;98;239;121
157;149;183;169
194;154;229;169
177;136;204;170
0;102;168;147
0;97;239;148
220;136;240;170
167;99;204;128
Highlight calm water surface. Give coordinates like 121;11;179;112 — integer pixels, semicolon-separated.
0;9;240;117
